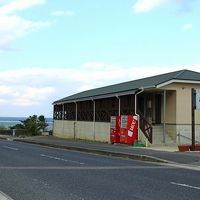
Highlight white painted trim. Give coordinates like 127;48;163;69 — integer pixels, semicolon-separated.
0;191;14;200
135;89;144;142
157;79;200;88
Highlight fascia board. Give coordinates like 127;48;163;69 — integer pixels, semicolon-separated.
157;79;200;88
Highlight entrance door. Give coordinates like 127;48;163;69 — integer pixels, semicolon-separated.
155;94;161;124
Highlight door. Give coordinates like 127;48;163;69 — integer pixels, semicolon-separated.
155;94;161;124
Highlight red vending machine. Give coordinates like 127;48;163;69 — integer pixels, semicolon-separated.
110;116;120;144
120;115;138;145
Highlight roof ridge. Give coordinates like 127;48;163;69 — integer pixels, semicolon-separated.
173;69;187;79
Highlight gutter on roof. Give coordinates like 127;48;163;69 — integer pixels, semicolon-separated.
139;85;156;90
53;85;157;105
53;89;138;105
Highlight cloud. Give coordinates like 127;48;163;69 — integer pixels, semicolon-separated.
0;85;13;94
133;0;167;13
0;64;200;116
182;23;192;32
0;84;55;107
0;15;50;48
133;0;197;13
0;0;49;51
0;0;45;15
51;10;76;17
12;86;55;106
0;98;6;104
0;68;56;107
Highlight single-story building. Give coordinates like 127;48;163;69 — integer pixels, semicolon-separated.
53;69;200;146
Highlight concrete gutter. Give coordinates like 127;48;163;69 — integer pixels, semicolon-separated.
13;138;168;164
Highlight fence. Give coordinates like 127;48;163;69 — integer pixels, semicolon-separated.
0;129;28;136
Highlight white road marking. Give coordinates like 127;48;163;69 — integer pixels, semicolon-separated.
171;182;200;190
3;146;18;151
0;191;14;200
40;154;85;165
0;165;178;170
154;162;200;172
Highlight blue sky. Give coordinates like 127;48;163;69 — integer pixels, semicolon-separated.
0;0;200;117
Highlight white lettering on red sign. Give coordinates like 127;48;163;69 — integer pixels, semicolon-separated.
129;119;136;132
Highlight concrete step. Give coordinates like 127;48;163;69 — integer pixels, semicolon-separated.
152;125;177;146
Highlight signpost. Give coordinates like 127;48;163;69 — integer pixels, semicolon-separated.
196;89;200;110
191;88;200;151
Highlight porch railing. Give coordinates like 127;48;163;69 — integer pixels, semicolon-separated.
177;133;200;145
139;112;153;144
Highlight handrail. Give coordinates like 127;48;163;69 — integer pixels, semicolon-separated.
177;133;200;144
138;112;153;144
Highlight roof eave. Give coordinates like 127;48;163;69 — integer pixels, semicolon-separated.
156;79;200;88
53;89;138;105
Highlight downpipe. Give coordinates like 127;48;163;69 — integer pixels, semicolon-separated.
135;88;144;143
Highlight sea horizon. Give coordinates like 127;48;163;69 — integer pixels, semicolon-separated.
0;116;52;121
0;116;53;130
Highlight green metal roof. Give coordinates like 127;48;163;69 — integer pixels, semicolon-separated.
54;69;200;104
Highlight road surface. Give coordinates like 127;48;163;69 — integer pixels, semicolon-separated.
0;139;199;200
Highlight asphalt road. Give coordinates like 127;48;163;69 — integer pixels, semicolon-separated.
18;136;200;165
0;139;200;200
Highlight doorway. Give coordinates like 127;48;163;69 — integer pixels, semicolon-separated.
155;94;162;124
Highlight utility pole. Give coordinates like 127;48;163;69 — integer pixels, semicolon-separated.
191;88;196;151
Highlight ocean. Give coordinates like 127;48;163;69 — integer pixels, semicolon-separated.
0;117;53;130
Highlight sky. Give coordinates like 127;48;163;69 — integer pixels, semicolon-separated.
0;0;200;117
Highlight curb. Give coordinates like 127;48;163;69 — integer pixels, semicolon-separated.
0;136;13;141
14;139;168;164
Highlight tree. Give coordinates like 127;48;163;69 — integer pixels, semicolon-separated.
38;115;48;132
10;115;48;136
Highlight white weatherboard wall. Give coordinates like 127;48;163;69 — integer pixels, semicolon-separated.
53;120;110;142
